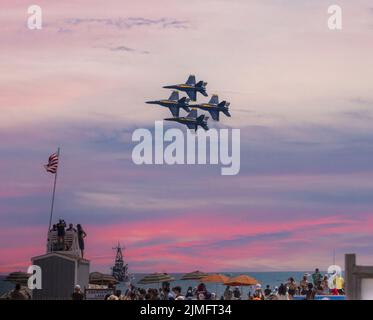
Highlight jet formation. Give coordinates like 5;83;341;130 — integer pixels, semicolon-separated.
146;75;232;131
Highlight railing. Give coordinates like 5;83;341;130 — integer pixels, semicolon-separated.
47;230;81;258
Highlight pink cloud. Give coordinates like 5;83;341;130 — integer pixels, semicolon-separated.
1;211;373;274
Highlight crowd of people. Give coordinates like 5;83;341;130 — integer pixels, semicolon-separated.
79;269;344;300
85;268;345;301
100;283;219;301
5;267;345;300
49;219;87;257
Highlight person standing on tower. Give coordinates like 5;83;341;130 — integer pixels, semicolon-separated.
56;219;66;250
77;224;87;258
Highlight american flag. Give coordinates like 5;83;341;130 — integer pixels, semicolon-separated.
44;152;59;174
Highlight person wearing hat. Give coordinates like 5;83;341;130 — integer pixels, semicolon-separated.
252;284;264;300
72;284;84;300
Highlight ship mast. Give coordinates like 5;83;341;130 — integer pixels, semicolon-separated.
113;242;124;264
111;242;129;282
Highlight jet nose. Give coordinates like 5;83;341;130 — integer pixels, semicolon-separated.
163;85;173;89
146;101;157;104
164;118;176;121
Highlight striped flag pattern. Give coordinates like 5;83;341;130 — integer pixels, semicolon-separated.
44;152;59;174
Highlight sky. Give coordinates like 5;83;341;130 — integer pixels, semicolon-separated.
1;0;373;274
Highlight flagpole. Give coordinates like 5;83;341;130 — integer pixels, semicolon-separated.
48;147;60;232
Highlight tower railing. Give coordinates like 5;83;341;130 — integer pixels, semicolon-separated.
47;230;81;258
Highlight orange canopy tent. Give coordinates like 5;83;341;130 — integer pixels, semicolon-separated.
224;275;258;286
200;274;230;283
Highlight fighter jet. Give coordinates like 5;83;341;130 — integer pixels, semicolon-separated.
164;108;209;131
146;91;190;117
190;94;231;121
163;75;208;101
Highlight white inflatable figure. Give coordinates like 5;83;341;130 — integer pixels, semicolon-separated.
327;265;342;290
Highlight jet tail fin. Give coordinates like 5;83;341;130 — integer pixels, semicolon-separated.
197;115;209;131
182;105;191;113
197;114;205;122
178;96;190;113
196;80;206;88
218;101;231;117
222;109;231;117
218;101;227;108
178;97;190;104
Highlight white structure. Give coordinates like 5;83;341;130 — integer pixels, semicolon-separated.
31;252;89;300
30;229;89;299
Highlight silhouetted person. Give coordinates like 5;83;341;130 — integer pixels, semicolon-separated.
10;284;26;300
66;223;76;232
56;219;66;250
306;283;317;300
264;285;272;297
312;268;322;286
77;224;87;258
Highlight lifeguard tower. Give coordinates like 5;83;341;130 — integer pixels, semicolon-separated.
31;226;90;300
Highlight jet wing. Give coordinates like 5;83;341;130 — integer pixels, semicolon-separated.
186;122;196;130
209;109;220;121
186;108;197;118
168;91;179;101
209;95;219;105
185;90;197;101
168;106;180;118
186;75;196;86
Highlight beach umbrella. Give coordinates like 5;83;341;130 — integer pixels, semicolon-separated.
89;272;119;286
181;270;208;280
5;272;32;286
224;275;258;286
199;274;230;299
200;274;229;283
138;273;175;285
